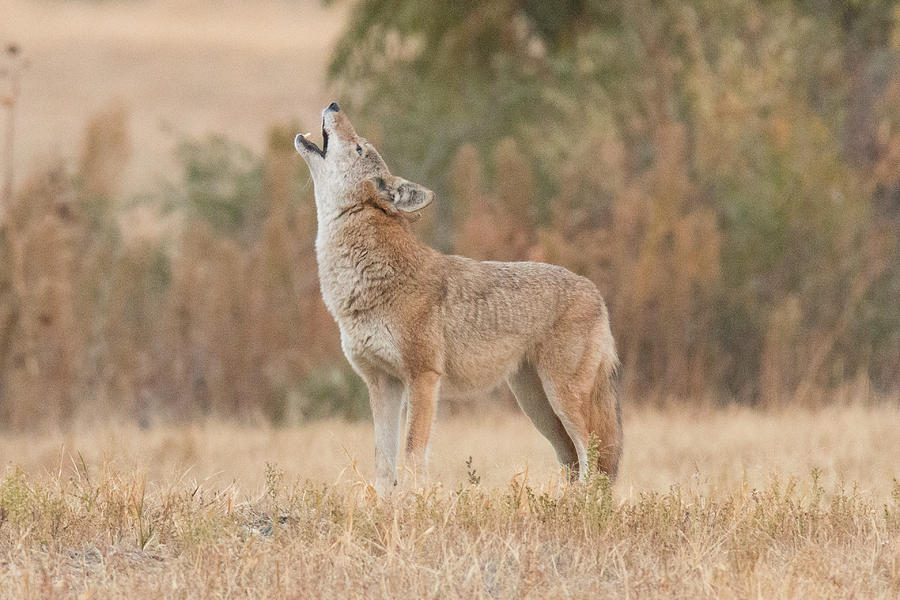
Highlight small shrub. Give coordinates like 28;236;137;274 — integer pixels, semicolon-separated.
299;367;371;421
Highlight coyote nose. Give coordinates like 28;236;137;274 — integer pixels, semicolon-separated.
326;102;340;113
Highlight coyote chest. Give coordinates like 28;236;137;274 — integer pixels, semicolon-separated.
315;226;411;376
339;313;405;376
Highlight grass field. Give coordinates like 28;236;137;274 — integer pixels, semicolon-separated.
3;0;344;193
2;404;899;598
3;2;899;597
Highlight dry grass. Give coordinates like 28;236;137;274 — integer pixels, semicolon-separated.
2;404;899;598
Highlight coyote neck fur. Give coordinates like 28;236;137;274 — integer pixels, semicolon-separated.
315;190;435;320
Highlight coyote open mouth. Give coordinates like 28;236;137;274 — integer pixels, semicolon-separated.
295;117;329;158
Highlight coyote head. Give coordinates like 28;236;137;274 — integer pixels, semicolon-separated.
294;103;434;218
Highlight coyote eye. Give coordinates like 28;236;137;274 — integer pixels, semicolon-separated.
356;144;363;156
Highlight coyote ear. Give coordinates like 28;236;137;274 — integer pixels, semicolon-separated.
373;176;434;213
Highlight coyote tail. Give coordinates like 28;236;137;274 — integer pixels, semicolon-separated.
588;356;623;480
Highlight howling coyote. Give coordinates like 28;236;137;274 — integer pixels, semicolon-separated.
295;103;622;495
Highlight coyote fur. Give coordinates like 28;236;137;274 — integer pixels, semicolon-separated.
295;103;622;496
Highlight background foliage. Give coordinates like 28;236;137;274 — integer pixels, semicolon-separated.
0;0;898;428
331;0;900;403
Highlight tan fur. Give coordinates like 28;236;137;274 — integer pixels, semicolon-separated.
296;104;622;495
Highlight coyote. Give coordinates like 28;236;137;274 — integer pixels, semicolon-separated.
295;103;622;495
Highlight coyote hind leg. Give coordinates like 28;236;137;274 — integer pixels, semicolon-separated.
508;360;579;479
537;360;621;482
534;313;622;482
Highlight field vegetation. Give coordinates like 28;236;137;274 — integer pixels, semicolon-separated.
2;404;900;598
0;2;899;596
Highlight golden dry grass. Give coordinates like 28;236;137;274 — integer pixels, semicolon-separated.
2;404;899;598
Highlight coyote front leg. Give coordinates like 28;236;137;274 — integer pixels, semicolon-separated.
403;371;441;487
364;373;404;497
